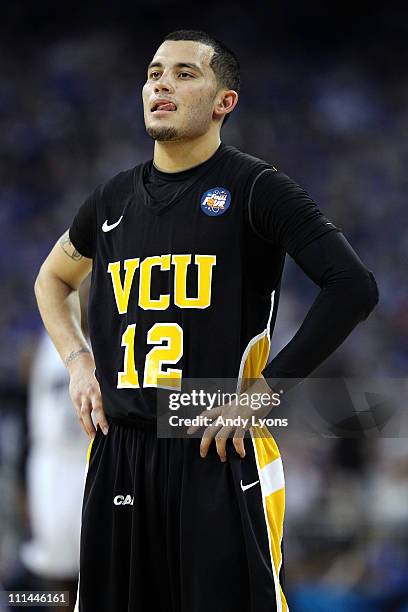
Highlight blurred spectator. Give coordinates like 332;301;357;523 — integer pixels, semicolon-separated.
2;282;90;611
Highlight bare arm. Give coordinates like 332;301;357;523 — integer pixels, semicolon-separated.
35;230;92;364
34;230;109;438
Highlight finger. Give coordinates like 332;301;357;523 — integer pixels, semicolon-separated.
73;401;88;437
91;395;109;435
233;429;246;458
200;422;222;458
76;411;88;438
188;405;223;435
80;399;96;439
202;405;223;419
215;426;234;462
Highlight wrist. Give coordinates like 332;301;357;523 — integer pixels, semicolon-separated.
248;376;280;419
64;347;93;372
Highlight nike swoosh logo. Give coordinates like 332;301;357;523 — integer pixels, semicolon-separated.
240;479;259;492
102;216;123;232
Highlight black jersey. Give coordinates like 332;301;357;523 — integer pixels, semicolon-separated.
69;143;338;425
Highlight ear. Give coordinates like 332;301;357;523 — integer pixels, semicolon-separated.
213;90;238;121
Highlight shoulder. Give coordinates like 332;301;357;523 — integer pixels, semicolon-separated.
220;144;278;181
87;164;145;218
97;166;140;202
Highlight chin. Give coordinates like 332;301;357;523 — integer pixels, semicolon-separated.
146;125;180;141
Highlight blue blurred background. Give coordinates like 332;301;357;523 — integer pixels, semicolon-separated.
0;2;407;610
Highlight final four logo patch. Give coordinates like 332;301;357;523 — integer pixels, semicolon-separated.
200;187;231;216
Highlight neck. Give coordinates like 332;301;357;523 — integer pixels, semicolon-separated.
153;131;221;173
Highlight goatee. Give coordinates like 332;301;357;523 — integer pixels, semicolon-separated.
146;126;180;141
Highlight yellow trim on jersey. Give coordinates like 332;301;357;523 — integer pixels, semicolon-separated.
238;295;288;611
250;428;288;612
242;333;271;387
86;436;94;465
265;489;288;611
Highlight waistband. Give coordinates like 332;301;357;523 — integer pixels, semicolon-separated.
106;414;157;430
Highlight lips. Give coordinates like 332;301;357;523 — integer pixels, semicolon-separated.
151;100;177;112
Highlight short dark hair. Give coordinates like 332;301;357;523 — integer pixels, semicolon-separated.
163;29;240;126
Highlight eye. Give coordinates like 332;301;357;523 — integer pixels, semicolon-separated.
149;71;161;79
178;72;193;78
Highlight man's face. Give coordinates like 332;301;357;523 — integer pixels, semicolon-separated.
142;40;220;142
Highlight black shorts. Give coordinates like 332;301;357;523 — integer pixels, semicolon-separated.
74;418;288;612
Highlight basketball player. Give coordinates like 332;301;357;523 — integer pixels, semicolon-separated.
34;30;378;612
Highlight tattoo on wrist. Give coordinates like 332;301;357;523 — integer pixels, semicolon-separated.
59;231;83;261
64;347;91;367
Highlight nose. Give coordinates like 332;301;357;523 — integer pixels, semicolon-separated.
154;72;174;94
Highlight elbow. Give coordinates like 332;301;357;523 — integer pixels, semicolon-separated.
353;268;379;320
34;265;50;302
34;269;42;300
326;266;379;322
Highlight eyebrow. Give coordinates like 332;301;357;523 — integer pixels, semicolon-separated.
147;61;204;75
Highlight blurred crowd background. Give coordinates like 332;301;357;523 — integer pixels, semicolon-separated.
0;1;407;610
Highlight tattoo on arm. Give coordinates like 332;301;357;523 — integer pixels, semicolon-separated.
59;231;83;261
64;347;91;367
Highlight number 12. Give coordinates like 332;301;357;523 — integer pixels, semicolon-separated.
118;322;183;391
